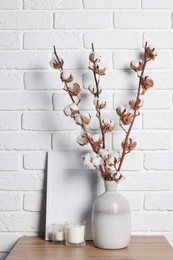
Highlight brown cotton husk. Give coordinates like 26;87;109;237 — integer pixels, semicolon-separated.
121;138;137;152
68;83;81;96
146;47;157;60
130;61;143;72
61;74;74;83
141;77;154;95
129;98;143;110
53;59;64;69
93;64;106;75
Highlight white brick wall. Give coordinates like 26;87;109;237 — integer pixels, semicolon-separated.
0;1;173;258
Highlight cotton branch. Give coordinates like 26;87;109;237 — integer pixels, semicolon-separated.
117;42;150;172
53;46;96;153
90;43;106;149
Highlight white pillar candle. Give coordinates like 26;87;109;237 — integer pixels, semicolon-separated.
52;223;66;243
53;230;65;241
66;225;85;244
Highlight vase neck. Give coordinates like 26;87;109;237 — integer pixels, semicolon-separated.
104;181;117;192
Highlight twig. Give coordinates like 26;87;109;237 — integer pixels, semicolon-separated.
117;42;148;172
91;43;106;149
53;46;97;153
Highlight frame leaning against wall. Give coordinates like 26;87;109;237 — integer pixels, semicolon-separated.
45;151;104;240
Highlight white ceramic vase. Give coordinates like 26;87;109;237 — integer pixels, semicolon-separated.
91;180;131;249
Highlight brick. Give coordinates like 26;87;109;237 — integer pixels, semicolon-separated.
113;51;171;69
147;70;173;90
24;192;46;212
120;152;143;171
144;32;173;49
0;233;21;252
113;91;171;109
0;0;21;9
0;193;22;211
84;31;141;49
24;32;82;50
0;212;43;231
0;52;49;69
22;112;77;131
52;131;112;150
24;71;83;90
0;72;22;90
83;70;138;90
0;172;44;191
84;0;139;9
24;0;82;9
53;91;112;111
119;172;171;191
114;11;169;29
0;153;19;171
142;0;173;9
132;213;172;231
121;192;143;211
144;193;173;211
0;12;51;30
113;132;170;150
144;153;173;170
0;92;52;110
0;113;20;130
143;112;173;129
24;152;47;170
51;51;112;70
54;11;112;29
0;133;51;150
0;32;21;50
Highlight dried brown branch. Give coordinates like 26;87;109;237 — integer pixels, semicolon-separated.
90;43;106;149
117;42;148;172
53;46;96;153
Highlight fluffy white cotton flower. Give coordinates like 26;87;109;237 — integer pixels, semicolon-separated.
92;156;101;167
82;152;101;170
95;62;105;70
107;156;115;166
63;106;71;117
93;97;106;109
49;53;64;69
63;103;79;117
77;132;89;146
110;166;116;175
75;114;83;125
60;70;73;83
99;149;109;159
82;153;91;162
61;70;71;80
86;162;96;170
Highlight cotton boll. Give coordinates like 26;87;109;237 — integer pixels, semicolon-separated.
82;153;91;162
75;114;83;125
92;157;101;168
61;70;71;80
63;105;71;117
86;162;96;170
99;149;109;159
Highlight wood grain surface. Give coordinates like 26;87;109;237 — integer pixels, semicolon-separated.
6;236;173;260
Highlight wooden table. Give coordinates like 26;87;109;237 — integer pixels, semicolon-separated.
6;236;173;260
